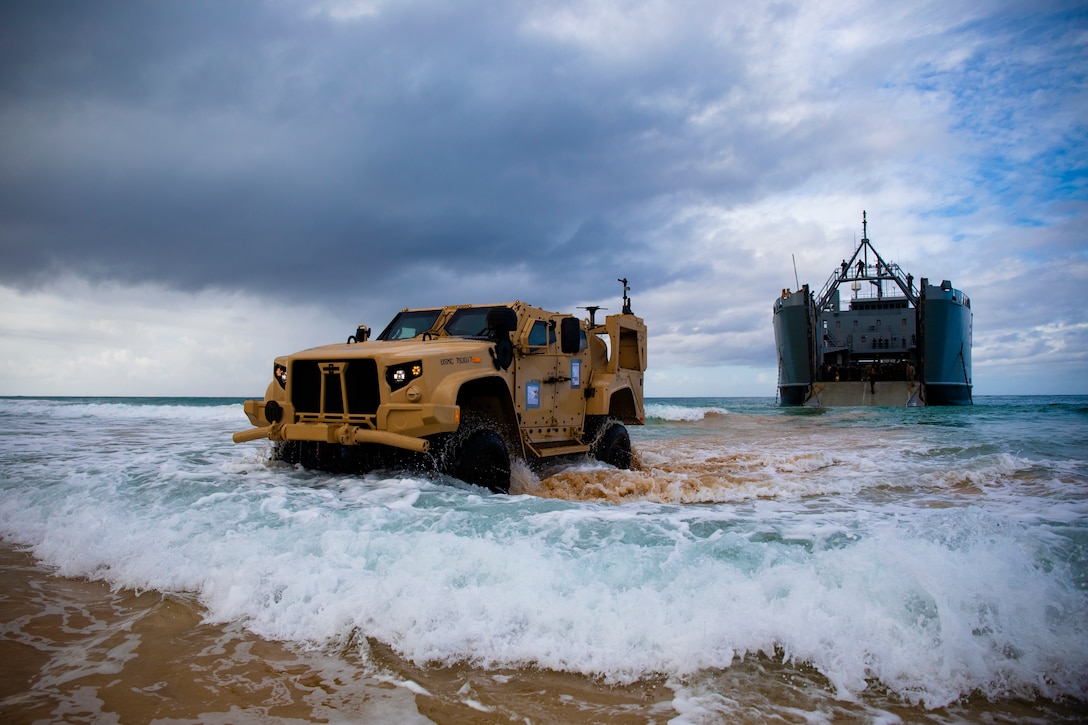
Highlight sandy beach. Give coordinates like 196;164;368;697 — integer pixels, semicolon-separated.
4;539;1085;724
1;542;680;723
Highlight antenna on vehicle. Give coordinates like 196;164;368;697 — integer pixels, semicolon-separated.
579;305;605;326
792;254;800;292
618;278;633;314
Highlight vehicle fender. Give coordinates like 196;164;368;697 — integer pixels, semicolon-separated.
586;374;643;424
431;369;512;408
244;382;292;427
438;372;522;457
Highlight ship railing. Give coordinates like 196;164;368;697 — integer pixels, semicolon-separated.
816;260;918;310
822;333;849;350
815;233;919;310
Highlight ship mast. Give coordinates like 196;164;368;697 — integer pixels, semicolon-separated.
815;211;917;310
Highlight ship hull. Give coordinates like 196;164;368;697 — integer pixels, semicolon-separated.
919;285;973;405
924;384;972;405
773;290;813;405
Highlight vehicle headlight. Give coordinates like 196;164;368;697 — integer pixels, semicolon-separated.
386;360;423;391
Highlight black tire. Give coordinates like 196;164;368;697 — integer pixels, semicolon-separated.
271;441;301;465
287;441;341;471
592;423;631;469
451;428;511;493
300;439;332;468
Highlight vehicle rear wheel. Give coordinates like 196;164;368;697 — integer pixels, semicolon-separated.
451;428;511;493
592;422;631;469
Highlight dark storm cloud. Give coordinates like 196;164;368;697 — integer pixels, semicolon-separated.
0;0;763;309
5;0;1086;396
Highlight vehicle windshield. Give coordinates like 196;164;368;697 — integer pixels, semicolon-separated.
377;310;442;340
443;306;508;337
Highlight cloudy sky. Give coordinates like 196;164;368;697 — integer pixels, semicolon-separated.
1;0;1085;397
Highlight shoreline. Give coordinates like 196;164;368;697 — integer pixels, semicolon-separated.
3;542;1084;723
0;542;427;723
0;541;680;723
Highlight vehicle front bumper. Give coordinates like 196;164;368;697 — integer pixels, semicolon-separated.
232;400;459;453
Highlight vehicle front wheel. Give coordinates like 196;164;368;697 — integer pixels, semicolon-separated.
591;422;631;469
271;441;301;465
451;428;511;493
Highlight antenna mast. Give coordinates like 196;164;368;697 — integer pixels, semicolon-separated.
618;278;633;314
579;305;604;326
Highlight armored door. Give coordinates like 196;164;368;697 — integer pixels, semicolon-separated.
514;316;588;438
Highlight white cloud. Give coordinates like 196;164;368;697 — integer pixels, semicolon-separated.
0;278;346;396
308;0;384;21
1;0;1084;397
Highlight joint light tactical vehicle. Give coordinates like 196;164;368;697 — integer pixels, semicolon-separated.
233;281;646;492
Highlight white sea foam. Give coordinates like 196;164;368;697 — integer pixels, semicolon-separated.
645;402;730;421
0;397;242;423
0;397;1085;709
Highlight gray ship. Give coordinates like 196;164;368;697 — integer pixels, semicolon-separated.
773;212;972;406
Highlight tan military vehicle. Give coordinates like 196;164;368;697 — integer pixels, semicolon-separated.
233;282;647;492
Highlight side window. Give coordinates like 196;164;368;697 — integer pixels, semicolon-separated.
444;306;506;337
527;321;554;352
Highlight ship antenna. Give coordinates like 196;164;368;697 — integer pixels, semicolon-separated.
792;254;800;291
862;210;868;243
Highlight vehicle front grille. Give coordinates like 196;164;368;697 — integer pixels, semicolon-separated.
290;359;380;419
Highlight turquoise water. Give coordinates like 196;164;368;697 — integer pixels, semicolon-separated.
0;395;1085;718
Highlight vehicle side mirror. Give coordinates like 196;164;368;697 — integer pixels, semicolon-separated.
348;324;370;344
559;317;581;355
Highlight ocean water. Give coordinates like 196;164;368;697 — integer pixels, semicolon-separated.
0;395;1086;723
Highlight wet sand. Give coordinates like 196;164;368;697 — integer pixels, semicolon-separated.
2;540;1084;724
0;542;675;723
